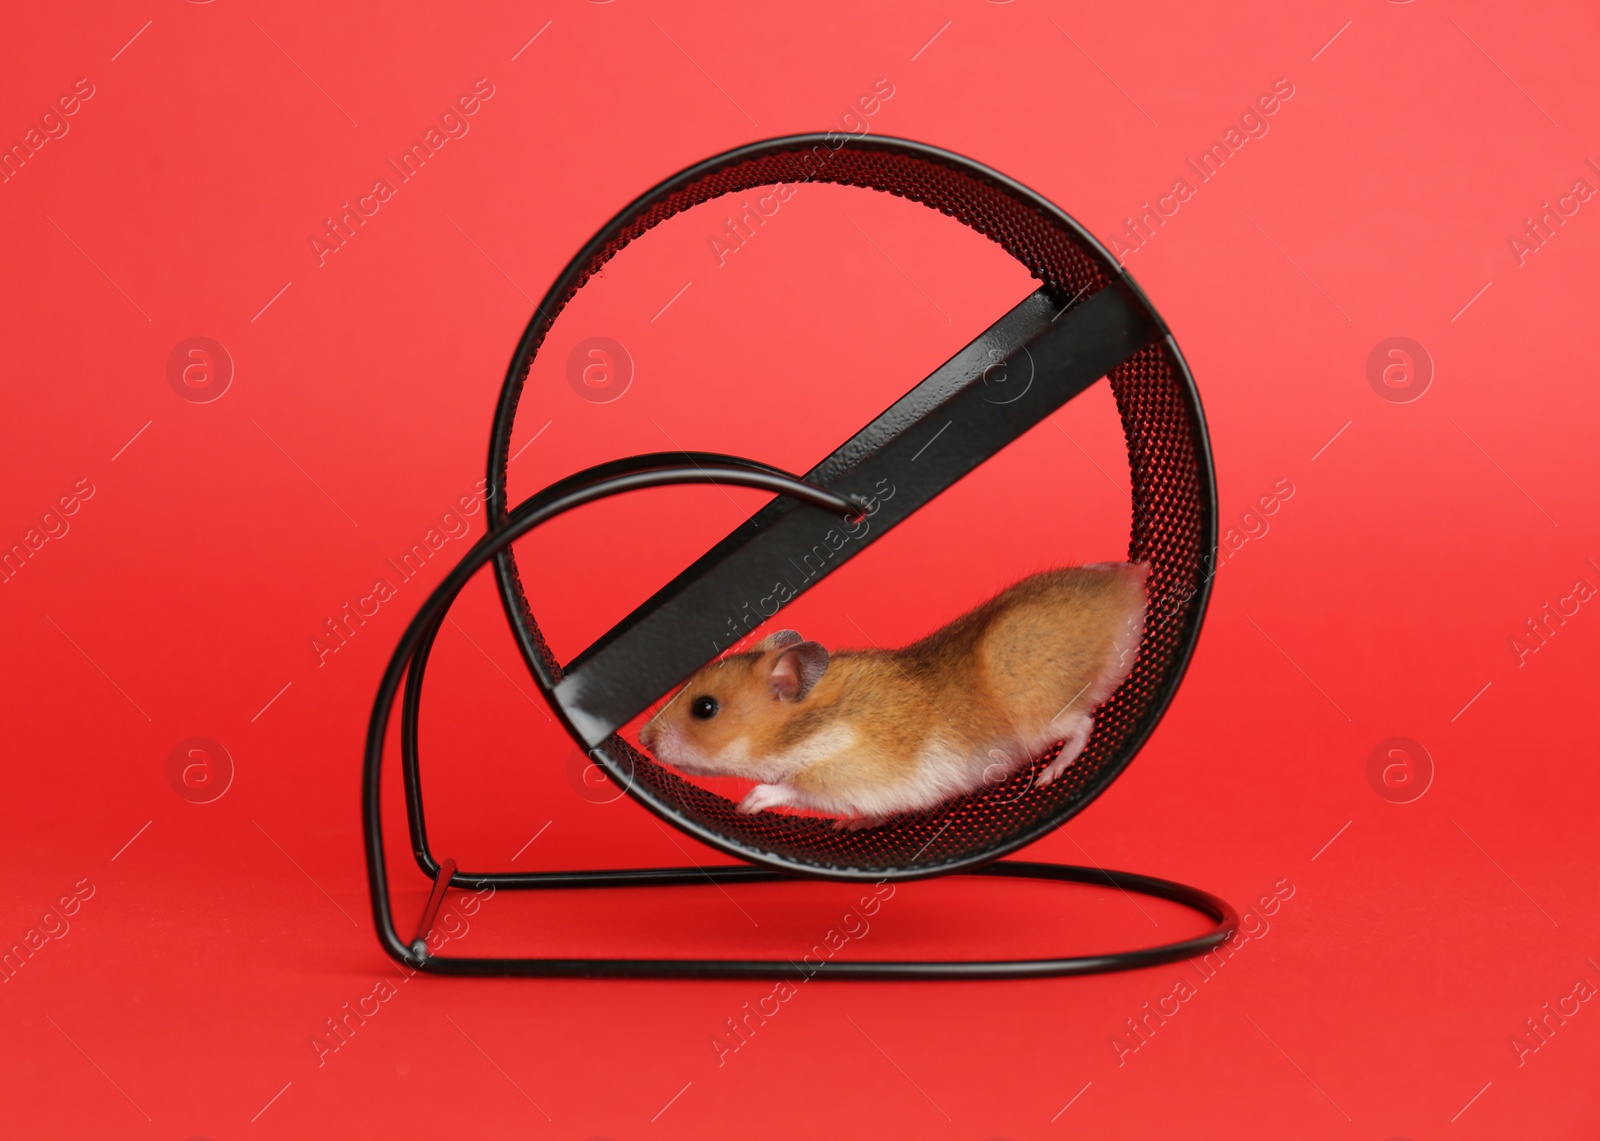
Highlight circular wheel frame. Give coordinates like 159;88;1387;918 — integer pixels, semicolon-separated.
484;134;1218;881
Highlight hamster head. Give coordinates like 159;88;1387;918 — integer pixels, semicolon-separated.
637;630;829;781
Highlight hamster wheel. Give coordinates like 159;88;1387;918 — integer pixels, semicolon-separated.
363;134;1236;978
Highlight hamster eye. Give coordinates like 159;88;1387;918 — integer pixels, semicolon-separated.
690;695;719;720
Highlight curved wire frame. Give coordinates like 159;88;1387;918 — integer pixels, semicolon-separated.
363;458;1237;975
359;131;1232;980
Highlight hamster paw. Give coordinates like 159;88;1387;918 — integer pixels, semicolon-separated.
830;811;887;832
1036;713;1094;786
738;783;795;815
1034;756;1077;787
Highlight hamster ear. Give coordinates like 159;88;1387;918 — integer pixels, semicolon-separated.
757;629;803;651
768;642;829;702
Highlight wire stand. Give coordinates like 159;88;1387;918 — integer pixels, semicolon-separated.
363;134;1239;978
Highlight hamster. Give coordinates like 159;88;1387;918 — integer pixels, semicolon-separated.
637;563;1149;829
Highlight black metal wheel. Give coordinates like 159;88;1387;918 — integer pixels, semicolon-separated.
485;134;1217;879
363;133;1230;977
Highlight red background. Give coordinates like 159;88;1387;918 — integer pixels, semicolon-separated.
3;1;1598;1138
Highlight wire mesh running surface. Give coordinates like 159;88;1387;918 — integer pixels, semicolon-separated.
490;135;1214;877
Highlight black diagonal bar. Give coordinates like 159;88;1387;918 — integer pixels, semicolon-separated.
553;280;1158;746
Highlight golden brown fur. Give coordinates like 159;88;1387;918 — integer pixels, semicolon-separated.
637;563;1148;827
